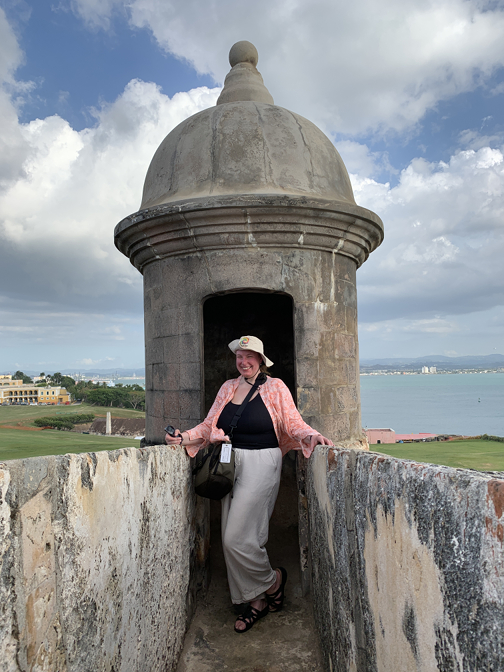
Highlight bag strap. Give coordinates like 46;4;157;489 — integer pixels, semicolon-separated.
227;373;267;440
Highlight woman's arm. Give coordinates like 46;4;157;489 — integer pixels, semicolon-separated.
267;378;333;451
165;431;204;448
165;379;235;455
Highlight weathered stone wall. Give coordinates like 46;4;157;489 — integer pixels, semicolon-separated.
307;447;504;672
0;446;194;672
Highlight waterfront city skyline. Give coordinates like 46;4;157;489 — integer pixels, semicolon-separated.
1;0;504;371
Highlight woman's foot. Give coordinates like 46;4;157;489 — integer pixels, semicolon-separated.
265;567;287;612
234;599;268;633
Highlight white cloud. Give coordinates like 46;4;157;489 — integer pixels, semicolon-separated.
0;302;146;370
458;128;504;151
0;74;220;312
334;140;398;179
70;0;504;135
2;3;504;366
0;13;220;369
358;306;504;359
0;7;23;83
69;0;122;30
355;146;504;323
360;316;459;336
0;8;33;184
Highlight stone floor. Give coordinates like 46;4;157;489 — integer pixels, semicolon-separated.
176;496;325;672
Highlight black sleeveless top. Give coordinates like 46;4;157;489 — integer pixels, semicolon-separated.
216;394;278;449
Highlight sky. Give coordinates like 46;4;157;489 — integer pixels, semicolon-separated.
0;0;503;372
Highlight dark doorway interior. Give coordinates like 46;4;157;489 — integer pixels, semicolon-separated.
203;291;295;413
202;292;305;640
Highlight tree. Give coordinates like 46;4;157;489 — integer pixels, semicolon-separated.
127;390;145;410
50;372;63;385
60;375;77;393
13;370;32;384
86;388;116;407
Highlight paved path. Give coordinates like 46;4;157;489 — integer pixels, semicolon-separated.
177;501;325;672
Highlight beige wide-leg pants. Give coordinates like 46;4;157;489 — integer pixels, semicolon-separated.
221;447;283;604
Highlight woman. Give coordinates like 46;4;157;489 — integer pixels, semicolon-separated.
165;335;333;633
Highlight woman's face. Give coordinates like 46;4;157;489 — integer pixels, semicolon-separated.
235;349;263;378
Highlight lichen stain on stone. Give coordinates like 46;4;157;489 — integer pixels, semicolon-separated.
80;454;95;492
311;449;335;564
402;602;419;662
487;479;504;518
0;468;18;668
485;516;504;543
482;478;504;604
327;448;337;471
364;499;461;672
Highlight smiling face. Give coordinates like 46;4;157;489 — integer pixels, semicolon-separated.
235;349;263;379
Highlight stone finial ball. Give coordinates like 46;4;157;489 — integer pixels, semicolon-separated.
229;41;259;68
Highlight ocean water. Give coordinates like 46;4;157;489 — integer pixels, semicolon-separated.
111;374;503;436
360;372;504;436
115;378;145;389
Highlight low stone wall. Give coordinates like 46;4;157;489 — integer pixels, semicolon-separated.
307;447;504;672
0;446;194;672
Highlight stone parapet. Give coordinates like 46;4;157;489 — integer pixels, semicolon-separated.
306;447;504;672
0;446;195;672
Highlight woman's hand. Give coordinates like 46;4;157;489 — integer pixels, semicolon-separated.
165;429;184;447
165;430;205;456
309;433;334;450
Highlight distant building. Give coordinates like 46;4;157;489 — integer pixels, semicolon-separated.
365;429;439;444
0;384;71;405
421;366;437;374
366;428;396;444
90;379;115;387
421;366;429;373
0;377;23;387
429;366;437;373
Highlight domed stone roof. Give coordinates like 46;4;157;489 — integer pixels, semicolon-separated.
140;42;356;210
116;42;383;273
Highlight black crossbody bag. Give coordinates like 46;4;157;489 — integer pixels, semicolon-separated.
192;373;267;500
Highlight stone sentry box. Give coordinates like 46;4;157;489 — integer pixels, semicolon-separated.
115;41;383;448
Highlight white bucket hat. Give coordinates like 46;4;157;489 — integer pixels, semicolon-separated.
228;335;274;367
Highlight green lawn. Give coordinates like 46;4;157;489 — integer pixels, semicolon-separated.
2;404;502;471
0;402;144;427
375;438;504;472
0;428;141;462
0;403;144;461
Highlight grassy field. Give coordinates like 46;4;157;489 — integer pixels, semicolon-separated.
0;429;141;461
375;438;504;472
0;403;144;462
1;405;502;471
0;403;144;426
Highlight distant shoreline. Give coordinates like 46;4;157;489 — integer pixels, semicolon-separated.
361;369;504;376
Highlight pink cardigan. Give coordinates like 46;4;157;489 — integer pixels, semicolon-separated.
186;376;316;458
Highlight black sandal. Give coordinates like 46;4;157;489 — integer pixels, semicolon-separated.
266;567;287;612
234;602;269;633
